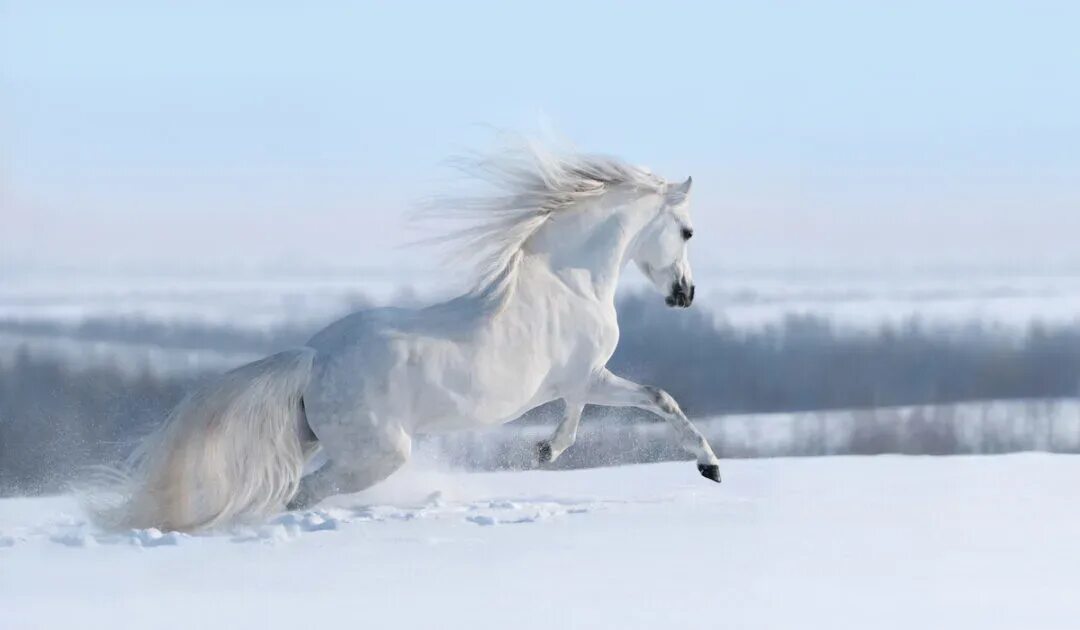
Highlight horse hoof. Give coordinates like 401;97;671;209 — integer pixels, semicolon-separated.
697;463;721;483
536;442;553;465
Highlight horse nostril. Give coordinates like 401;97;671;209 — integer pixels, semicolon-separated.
669;282;695;307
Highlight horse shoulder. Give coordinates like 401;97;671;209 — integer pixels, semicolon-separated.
570;294;620;365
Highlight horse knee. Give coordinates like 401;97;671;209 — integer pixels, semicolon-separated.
644;386;682;416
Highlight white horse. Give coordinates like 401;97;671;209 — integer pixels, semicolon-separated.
92;139;722;532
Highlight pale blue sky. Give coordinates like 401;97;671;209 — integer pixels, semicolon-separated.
2;1;1078;271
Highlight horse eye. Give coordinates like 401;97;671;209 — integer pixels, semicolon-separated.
681;227;694;241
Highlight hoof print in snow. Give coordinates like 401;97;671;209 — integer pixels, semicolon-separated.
697;463;721;483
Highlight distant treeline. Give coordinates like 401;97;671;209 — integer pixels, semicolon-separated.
3;293;1080;494
611;295;1080;416
0;350;196;494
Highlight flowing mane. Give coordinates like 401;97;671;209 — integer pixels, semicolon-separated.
422;138;667;302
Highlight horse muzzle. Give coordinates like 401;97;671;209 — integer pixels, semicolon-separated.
665;281;695;308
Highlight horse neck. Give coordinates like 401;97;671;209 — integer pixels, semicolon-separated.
517;191;662;304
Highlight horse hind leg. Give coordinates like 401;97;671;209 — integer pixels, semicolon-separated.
287;417;412;511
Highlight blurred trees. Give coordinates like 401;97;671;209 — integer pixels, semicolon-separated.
3;294;1080;493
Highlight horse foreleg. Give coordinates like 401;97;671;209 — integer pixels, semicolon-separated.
586;368;721;483
536;400;584;464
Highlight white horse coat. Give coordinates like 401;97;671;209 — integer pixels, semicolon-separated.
91;140;721;532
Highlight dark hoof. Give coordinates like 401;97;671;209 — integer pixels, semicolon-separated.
697;463;721;483
536;442;553;465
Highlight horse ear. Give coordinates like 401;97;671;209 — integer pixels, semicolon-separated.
667;176;693;204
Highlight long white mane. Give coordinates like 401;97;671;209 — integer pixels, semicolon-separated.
421;137;667;301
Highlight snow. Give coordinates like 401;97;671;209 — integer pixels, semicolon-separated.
1;454;1077;629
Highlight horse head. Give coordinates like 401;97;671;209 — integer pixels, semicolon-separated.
628;176;695;308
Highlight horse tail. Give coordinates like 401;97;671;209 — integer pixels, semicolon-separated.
85;348;318;533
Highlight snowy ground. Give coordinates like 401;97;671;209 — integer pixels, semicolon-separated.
1;454;1076;629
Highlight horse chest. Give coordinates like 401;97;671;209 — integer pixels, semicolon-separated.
417;301;616;428
511;295;619;394
558;298;619;364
